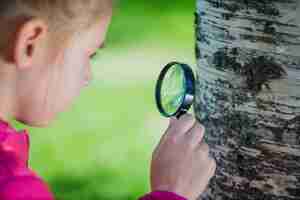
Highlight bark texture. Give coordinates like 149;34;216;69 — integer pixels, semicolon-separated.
194;1;300;199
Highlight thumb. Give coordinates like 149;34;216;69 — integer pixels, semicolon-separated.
169;116;177;126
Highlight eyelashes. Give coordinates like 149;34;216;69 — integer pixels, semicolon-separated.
90;52;98;60
90;49;101;60
90;43;106;60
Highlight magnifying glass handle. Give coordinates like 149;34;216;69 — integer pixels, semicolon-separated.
176;109;188;119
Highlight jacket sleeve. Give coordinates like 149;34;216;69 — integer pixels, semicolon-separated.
0;176;54;200
139;191;187;200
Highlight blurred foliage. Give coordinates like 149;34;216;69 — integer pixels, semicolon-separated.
106;0;195;48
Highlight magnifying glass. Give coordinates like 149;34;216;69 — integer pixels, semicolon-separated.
155;62;196;119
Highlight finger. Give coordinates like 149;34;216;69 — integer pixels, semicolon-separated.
155;114;183;143
208;157;217;177
169;116;177;126
196;142;210;156
154;124;171;153
168;114;196;137
153;118;175;156
186;122;205;146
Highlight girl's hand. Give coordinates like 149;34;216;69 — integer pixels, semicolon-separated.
151;114;216;200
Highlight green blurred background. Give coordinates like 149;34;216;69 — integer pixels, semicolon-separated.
15;1;196;199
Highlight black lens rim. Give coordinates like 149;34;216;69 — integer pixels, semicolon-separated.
155;62;195;118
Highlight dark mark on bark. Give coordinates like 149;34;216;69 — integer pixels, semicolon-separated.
264;22;277;35
241;56;287;93
212;50;287;94
212;47;242;73
286;188;300;197
205;0;281;16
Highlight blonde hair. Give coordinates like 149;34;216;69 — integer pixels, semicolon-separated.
0;0;112;55
0;0;112;30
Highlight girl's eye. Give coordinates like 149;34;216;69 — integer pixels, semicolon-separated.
90;52;98;60
90;44;106;60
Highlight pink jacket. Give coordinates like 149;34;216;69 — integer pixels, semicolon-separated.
0;120;186;200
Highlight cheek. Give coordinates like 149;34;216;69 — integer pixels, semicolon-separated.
64;52;89;92
53;49;90;111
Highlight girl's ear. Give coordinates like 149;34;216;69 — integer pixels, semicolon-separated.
13;18;48;70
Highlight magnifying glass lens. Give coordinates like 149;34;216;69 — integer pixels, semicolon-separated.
160;64;186;115
156;62;195;118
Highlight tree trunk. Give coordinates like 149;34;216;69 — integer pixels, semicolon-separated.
194;1;300;199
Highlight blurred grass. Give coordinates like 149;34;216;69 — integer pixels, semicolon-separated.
14;1;196;200
106;0;195;48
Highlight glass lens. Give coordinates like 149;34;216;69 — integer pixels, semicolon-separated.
160;64;186;115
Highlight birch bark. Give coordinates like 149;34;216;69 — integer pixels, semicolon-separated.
194;1;300;199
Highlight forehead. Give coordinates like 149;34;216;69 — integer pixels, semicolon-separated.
73;14;111;50
62;1;113;47
99;0;114;16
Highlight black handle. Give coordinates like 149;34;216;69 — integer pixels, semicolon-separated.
176;109;188;119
